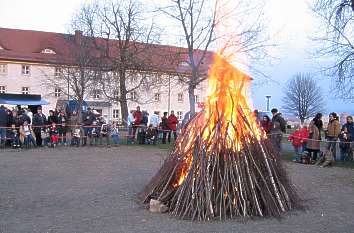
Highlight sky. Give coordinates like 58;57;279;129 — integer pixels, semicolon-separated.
0;0;352;115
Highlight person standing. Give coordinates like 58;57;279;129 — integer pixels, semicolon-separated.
57;111;68;145
167;110;178;143
307;113;323;161
326;112;341;160
0;105;8;147
270;108;286;153
161;112;169;144
127;110;135;144
340;115;354;160
149;111;160;145
82;108;95;146
132;106;142;140
32;107;47;147
260;115;272;134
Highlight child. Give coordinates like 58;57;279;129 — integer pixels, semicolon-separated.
10;124;20;148
89;121;100;146
20;121;36;148
71;125;81;147
145;124;156;145
49;122;59;147
110;122;120;145
288;128;304;162
100;123;110;146
41;127;50;147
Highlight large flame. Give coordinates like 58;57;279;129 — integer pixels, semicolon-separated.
173;54;265;187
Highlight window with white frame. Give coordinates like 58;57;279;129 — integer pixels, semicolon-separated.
154;93;161;102
0;86;6;93
195;95;199;103
54;88;61;97
0;64;7;74
54;67;62;77
92;89;101;99
178;93;183;102
131;91;137;101
177;111;183;120
21;65;30;75
22;87;29;95
113;109;120;119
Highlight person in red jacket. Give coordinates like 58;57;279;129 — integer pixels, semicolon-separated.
288;126;307;162
167;110;179;143
299;125;309;152
132;106;142;140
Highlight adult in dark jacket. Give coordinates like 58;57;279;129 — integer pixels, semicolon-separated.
270;108;287;153
47;110;58;125
32;107;47;146
82;108;95;146
161;112;169;144
341;116;354;160
0;105;8;147
167;110;178;143
57;111;68;145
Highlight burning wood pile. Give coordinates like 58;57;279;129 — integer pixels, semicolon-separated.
138;55;300;220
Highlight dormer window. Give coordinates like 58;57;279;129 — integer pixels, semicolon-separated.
41;48;56;54
180;61;189;67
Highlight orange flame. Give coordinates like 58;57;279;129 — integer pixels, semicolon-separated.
173;54;265;188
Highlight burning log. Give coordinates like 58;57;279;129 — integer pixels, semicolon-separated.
138;55;301;220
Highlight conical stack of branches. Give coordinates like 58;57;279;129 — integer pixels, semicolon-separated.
138;55;301;221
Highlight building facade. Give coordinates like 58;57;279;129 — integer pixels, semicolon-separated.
0;28;212;122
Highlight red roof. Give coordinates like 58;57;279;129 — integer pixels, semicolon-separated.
0;27;214;75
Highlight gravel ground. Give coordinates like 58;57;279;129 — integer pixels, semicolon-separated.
0;146;353;233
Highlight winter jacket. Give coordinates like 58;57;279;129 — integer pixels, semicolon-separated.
342;122;354;141
32;113;47;133
288;130;303;147
161;116;169;130
260;120;272;134
47;115;58;125
167;114;179;131
299;127;309;143
326;119;341;139
133;110;142;125
307;120;320;150
82;111;95;126
0;107;8;127
272;113;286;133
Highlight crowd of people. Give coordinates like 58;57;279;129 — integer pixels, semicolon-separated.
0;105;180;149
257;109;354;165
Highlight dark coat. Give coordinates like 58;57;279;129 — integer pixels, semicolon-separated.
82;111;95;126
32;113;47;133
272;113;286;133
342;122;354;141
0;107;8;127
47;115;58;125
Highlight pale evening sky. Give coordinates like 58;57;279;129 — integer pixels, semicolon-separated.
0;0;351;114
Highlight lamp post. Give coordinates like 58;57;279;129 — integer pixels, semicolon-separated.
265;95;271;112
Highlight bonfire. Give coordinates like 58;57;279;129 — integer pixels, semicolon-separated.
138;55;300;220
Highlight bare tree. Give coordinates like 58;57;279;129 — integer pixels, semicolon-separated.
312;0;354;101
155;0;271;114
72;0;164;121
282;73;324;124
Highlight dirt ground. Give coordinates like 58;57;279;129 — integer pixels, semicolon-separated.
0;146;353;233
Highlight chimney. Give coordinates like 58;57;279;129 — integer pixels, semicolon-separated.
74;30;83;45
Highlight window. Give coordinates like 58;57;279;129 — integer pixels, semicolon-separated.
154;93;161;102
92;89;100;99
21;65;30;75
178;93;183;102
0;86;6;93
195;95;199;103
177;111;183;120
113;109;120;119
41;48;56;54
54;67;62;77
54;88;61;97
131;91;137;101
22;87;29;95
0;64;7;74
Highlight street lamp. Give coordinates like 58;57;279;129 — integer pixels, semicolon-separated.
265;95;271;112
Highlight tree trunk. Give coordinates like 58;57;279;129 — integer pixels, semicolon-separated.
119;69;129;124
188;85;196;115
